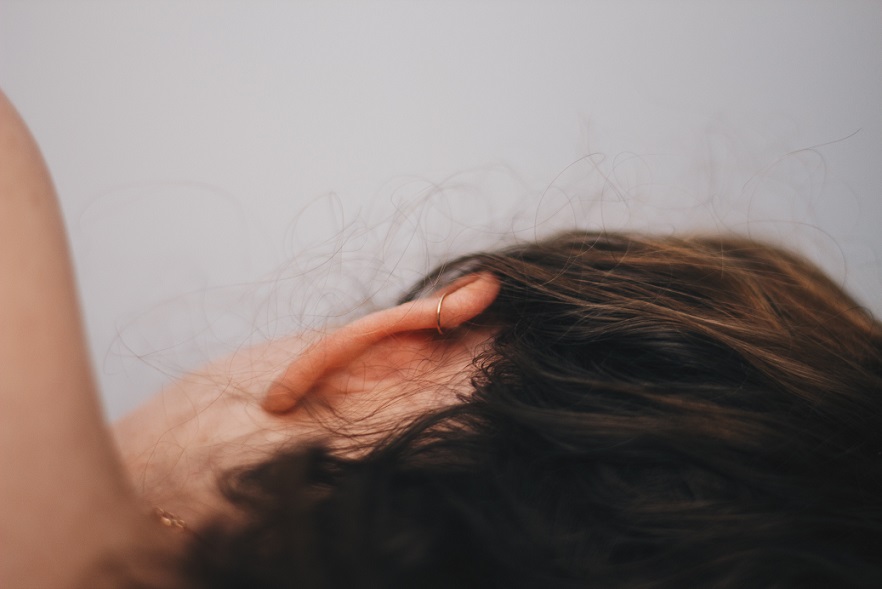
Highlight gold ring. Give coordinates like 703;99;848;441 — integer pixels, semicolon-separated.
436;292;447;335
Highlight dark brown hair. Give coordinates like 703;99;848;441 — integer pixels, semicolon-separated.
175;231;882;588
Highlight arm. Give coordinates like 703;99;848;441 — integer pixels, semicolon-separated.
0;90;147;587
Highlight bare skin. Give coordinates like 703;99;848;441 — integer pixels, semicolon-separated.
0;88;158;589
0;88;499;588
112;320;495;531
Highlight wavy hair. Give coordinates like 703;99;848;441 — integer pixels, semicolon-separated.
174;231;882;588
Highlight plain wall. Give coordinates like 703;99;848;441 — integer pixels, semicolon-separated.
1;0;880;418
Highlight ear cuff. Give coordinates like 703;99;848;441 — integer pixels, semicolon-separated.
436;292;448;335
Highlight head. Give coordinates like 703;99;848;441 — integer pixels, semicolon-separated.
119;231;882;588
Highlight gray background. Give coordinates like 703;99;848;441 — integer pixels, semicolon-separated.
2;1;880;418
